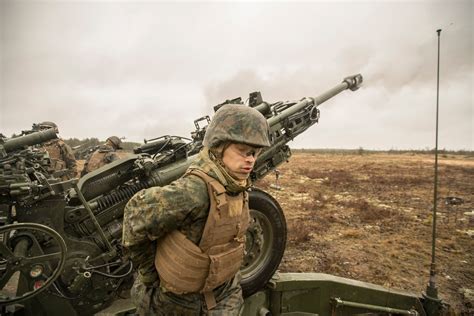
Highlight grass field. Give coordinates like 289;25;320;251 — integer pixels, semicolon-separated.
255;151;473;313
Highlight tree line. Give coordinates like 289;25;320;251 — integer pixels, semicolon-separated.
64;138;140;151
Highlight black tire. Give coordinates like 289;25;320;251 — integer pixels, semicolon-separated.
241;188;287;297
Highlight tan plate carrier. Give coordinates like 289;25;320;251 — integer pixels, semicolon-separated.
44;141;67;171
155;169;250;309
84;147;113;173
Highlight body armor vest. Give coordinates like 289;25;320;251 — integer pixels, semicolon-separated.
44;141;66;171
86;151;108;172
154;169;249;309
84;145;118;173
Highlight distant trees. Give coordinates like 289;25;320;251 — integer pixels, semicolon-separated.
293;148;473;156
65;137;101;149
64;138;140;156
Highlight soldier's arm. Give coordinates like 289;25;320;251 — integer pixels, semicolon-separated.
80;160;89;177
104;151;119;163
60;142;78;176
122;176;209;282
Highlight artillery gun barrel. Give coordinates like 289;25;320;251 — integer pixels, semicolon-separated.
3;129;58;153
80;74;363;203
262;74;363;128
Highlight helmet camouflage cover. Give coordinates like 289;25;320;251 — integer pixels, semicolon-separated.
203;104;271;148
38;121;58;129
106;136;122;149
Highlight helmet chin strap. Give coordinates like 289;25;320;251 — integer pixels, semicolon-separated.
211;143;248;182
203;148;249;193
209;142;231;160
223;166;248;183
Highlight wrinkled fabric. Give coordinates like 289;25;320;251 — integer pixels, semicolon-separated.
194;148;250;194
122;148;247;315
82;144;120;175
130;272;243;316
43;138;77;179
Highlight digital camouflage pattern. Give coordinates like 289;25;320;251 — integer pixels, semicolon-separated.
122;149;247;315
82;144;120;175
43;138;77;179
203;104;271;149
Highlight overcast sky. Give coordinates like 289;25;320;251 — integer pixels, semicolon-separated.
1;1;472;150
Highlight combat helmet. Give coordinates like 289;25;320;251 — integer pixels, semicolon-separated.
37;121;59;133
106;136;122;149
38;121;58;129
203;104;271;148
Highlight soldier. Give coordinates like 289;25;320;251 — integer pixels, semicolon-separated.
81;136;122;176
122;104;271;315
37;121;78;180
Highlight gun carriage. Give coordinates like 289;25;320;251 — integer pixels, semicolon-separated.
2;74;444;316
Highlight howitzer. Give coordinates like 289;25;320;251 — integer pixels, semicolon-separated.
0;75;405;316
0;129;57;156
0;129;68;207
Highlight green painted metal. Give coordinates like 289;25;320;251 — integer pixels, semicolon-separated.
242;273;427;316
331;297;418;315
94;271;433;315
241;290;270;316
1;129;57;154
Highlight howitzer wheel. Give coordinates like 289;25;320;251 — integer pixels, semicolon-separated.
0;223;67;305
241;188;287;297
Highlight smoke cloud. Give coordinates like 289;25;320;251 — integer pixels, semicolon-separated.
1;1;472;150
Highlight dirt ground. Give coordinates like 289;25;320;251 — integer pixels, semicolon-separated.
255;151;473;314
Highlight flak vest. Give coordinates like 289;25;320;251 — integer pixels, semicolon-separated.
85;146;114;173
154;169;250;309
44;141;66;171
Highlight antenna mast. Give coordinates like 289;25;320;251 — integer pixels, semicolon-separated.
424;28;443;315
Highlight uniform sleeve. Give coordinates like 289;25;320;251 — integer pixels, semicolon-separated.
122;175;209;283
104;151;119;163
60;142;78;176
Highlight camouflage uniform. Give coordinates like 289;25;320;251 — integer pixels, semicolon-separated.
124;149;247;315
82;144;120;175
122;104;270;315
82;136;122;176
43;138;78;180
36;121;77;180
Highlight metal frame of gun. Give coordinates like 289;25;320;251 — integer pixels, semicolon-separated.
0;74;363;315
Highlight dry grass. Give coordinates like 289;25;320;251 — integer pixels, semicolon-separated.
299;168;356;187
287;220;312;244
258;152;473;313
